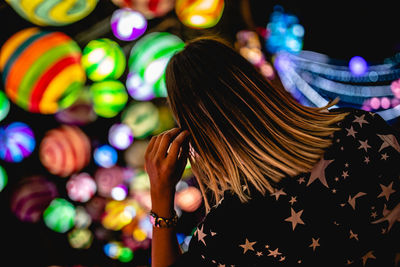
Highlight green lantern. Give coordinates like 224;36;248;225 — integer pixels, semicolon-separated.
0;91;10;122
82;38;126;82
127;32;184;100
43;198;76;233
122;101;159;139
90;80;128;118
0;165;7;192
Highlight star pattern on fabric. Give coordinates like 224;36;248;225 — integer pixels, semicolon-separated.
270;188;287;201
358;139;371;152
309;238;320;251
372;203;400;232
342;170;349;179
279;256;286;261
381;153;389;160
349;229;359;241
297;177;305;184
197;225;208;246
377;134;400;152
239;238;256;254
377;182;395;201
267;248;282;258
362;250;376;266
364;156;370;164
353;114;369;128
284;207;305;230
289;196;297;205
345;126;357;138
307;158;334;188
348;192;367;210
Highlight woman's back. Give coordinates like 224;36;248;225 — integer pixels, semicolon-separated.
174;107;400;266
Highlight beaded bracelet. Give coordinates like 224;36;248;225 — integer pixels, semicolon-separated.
149;210;178;228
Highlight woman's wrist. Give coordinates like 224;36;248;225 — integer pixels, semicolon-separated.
150;190;176;218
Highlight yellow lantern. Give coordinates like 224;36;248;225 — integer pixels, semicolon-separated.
175;0;225;29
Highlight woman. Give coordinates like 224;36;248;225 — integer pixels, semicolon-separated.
144;36;400;266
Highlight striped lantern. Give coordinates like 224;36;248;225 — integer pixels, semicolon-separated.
39;125;91;177
0;27;85;114
81;38;126;82
10;176;59;223
175;0;225;29
89;80;128;118
5;0;99;26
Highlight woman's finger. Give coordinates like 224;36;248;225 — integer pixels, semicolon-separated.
155;128;181;158
166;131;190;164
144;135;157;159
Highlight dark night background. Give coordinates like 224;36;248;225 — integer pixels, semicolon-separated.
0;0;399;266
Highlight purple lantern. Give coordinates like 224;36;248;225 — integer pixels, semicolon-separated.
111;8;147;41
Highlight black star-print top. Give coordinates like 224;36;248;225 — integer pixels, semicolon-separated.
172;108;400;267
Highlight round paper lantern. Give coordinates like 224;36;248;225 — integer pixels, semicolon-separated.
127;32;184;100
94;166;125;198
39;125;91;177
122;101;159;139
74;206;92;229
66;173;97;203
0;90;10;122
89;80;128;118
0;165;8;192
55;88;97;125
5;0;99;26
111;8;147;41
175;0;225;29
93;144;118;168
108;123;134;150
111;0;174;19
0;122;35;163
68;228;93;249
81;38;126;82
175;186;202;212
0;28;85;114
43;198;76;233
102;199;138;231
10;176;58;223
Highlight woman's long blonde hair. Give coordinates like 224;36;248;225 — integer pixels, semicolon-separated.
165;36;348;211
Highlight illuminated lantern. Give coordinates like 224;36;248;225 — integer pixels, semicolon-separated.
349;56;368;76
39;125;91;177
111;0;174;19
68;228;93;249
94;166;125;198
111;184;129;201
102;199;139;231
127;32;184;100
108;123;134;150
390;79;400;99
55;88;97;125
10;176;58;223
0;90;10;122
111;8;147;41
129;169;150;192
152;105;176;135
0;122;35;163
93;144;118;168
175;186;202;212
122;101;159;139
0;165;8;192
66;173;97;203
0;28;85;114
43;198;76;233
175;0;225;29
89;80;128;118
74;206;92;229
124;140;148;168
81;38;126;82
5;0;99;26
85;196;107;222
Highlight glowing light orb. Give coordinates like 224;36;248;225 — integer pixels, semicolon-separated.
265;6;304;54
124;140;148;168
10;176;58;223
0;90;10;122
152;105;176;135
122;101;159;139
39;125;91;177
89;80;128;118
175;0;225;29
81;38;126;82
369;97;380;110
111;184;128;201
74;206;92;229
119;246;134;262
68;228;93;249
175;186;202;212
94;166;125;198
5;0;99;26
129;169;150;192
0;28;85;114
349;56;368;76
102;199;138;231
127;32;184;100
43;198;76;233
66;173;97;203
111;0;174;19
0;122;36;163
94;144;118;168
0;165;8;192
391;79;400;99
111;8;147;41
108;123;134;150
